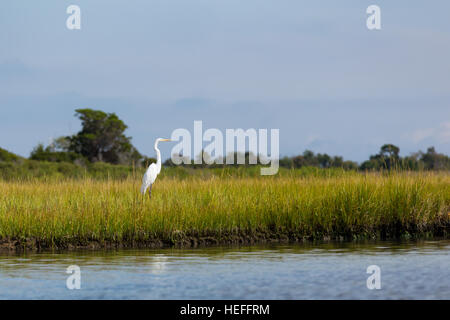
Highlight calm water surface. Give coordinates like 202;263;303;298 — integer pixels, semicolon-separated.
0;240;449;299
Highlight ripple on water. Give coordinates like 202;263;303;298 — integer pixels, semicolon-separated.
0;240;449;299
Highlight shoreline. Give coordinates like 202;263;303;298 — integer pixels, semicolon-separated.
2;229;449;252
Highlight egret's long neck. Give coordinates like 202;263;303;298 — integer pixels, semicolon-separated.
154;141;162;173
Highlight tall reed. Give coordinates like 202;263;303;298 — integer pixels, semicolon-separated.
0;171;448;248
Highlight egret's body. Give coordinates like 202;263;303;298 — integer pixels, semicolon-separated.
141;138;171;198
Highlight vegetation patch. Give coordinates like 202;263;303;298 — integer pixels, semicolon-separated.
0;171;448;251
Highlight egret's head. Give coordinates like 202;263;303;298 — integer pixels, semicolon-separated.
154;138;172;149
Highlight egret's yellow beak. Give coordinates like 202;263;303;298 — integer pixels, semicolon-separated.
161;139;172;142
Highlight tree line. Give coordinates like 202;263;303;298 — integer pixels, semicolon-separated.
1;108;449;171
163;144;450;171
280;144;450;171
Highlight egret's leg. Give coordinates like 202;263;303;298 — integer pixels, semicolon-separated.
148;184;152;199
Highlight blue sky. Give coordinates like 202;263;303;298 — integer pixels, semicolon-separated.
1;0;449;162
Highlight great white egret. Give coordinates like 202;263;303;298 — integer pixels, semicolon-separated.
140;138;172;198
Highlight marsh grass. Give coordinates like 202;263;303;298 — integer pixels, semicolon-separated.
0;170;449;248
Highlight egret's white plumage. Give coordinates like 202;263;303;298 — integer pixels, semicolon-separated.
141;138;171;198
140;163;158;194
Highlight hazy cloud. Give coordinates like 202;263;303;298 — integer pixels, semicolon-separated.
1;1;450;160
407;122;450;145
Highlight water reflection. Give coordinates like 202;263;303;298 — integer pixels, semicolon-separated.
0;240;449;299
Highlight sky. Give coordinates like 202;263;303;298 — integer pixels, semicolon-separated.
0;0;449;162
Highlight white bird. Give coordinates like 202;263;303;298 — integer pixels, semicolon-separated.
141;138;172;198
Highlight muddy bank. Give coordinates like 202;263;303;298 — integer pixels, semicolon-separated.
1;227;449;252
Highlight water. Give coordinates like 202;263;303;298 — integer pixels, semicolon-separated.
0;240;449;299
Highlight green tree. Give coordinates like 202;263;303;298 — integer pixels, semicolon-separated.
30;142;85;163
360;144;401;170
0;147;21;162
421;147;450;170
379;144;400;170
68;109;142;165
317;153;331;168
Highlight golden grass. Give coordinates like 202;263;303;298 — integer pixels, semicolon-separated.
0;171;449;248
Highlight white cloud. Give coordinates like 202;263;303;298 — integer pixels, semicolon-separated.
411;128;435;143
439;122;450;144
408;121;450;144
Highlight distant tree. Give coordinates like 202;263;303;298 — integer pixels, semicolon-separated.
280;150;357;170
317;153;331;168
360;144;401;170
0;147;21;162
420;147;450;170
359;158;380;171
141;156;157;168
330;156;358;170
380;144;400;158
331;156;344;168
379;144;400;170
30;142;86;164
302;150;318;166
291;150;316;168
52;136;71;152
279;156;294;169
342;160;358;170
292;155;305;168
401;153;422;170
68;109;142;165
